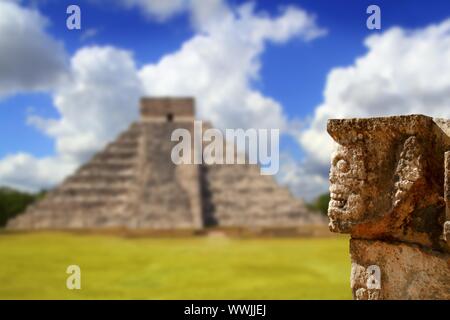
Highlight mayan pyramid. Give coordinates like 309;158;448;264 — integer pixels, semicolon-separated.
8;97;320;230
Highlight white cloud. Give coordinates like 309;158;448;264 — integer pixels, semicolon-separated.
6;1;450;204
0;1;67;97
117;0;187;21
140;2;326;131
0;153;77;192
277;154;329;201
115;0;227;26
0;0;325;194
0;46;143;191
80;28;100;42
30;46;143;163
116;0;326;132
291;19;450;199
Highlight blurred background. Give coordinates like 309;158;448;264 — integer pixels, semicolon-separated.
0;0;449;299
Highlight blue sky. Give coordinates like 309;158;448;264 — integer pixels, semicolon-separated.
1;0;450;199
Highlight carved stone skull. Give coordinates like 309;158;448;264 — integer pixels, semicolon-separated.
327;115;450;251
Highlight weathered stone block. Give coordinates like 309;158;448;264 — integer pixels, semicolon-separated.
350;239;449;300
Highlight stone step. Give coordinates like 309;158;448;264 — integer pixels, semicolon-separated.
89;158;138;166
65;174;135;184
210;191;297;204
55;186;129;197
92;149;139;161
59;183;134;191
79;162;136;172
30;199;129;211
116;133;140;142
105;142;139;152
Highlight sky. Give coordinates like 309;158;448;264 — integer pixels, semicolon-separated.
0;0;450;200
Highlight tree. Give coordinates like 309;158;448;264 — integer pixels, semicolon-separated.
307;193;330;216
0;187;45;227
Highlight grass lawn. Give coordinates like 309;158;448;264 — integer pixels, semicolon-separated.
0;232;351;299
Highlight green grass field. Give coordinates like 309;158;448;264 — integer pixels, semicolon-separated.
0;232;351;299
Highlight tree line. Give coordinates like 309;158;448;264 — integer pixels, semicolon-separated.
0;187;45;227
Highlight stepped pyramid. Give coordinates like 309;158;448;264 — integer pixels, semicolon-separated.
8;97;320;230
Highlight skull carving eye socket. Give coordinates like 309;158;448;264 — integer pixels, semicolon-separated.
336;158;350;173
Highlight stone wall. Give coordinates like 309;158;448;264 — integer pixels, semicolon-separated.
140;97;195;122
327;115;450;300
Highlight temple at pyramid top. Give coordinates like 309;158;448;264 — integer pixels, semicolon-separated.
7;97;322;231
140;97;195;122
